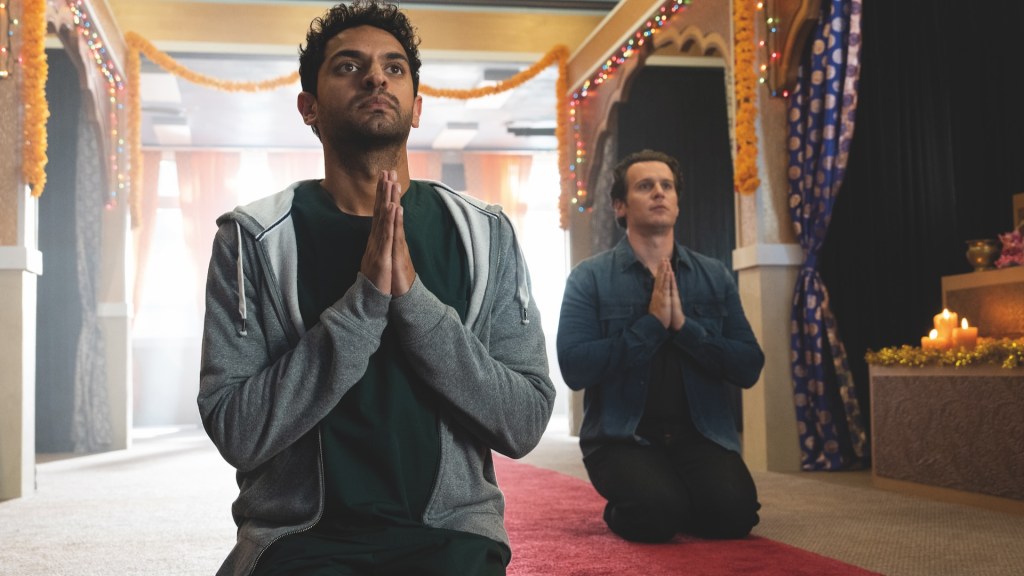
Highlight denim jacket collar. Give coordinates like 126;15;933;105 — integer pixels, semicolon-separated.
612;235;695;274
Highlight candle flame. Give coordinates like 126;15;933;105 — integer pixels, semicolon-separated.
942;308;951;319
961;318;969;329
929;329;938;339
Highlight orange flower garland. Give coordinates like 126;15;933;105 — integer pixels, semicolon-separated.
554;47;571;230
21;0;49;197
419;45;567;100
732;0;760;195
418;45;571;230
126;43;142;226
125;32;299;92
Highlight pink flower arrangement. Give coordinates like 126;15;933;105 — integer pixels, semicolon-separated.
994;229;1023;268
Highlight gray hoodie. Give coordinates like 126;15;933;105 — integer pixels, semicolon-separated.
198;180;555;576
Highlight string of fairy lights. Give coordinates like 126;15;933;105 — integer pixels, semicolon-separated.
68;0;128;208
757;1;785;98
567;0;691;212
566;0;781;212
1;3;11;80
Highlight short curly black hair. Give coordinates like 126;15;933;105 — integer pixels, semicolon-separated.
610;149;682;229
298;0;422;98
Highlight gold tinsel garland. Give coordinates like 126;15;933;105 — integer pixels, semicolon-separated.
865;338;1024;370
732;0;760;195
21;0;49;197
124;32;570;227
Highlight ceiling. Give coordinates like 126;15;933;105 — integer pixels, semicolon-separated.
137;0;620;153
140;52;562;152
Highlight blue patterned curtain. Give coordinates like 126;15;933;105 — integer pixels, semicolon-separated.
787;0;867;471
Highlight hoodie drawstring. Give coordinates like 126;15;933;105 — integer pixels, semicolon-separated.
507;222;531;325
235;221;248;336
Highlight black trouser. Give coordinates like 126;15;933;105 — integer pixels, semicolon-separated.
583;437;760;543
251;526;508;576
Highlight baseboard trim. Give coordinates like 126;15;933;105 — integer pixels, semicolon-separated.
872;474;1024;516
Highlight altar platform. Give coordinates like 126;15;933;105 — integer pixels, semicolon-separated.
870;365;1024;514
942;266;1024;339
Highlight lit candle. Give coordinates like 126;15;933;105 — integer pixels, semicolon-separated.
952;317;978;349
921;328;950;350
933;308;959;342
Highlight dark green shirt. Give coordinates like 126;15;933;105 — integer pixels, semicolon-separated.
253;180;507;574
294;179;468;529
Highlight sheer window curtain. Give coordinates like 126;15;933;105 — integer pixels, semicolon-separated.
131;151;240;426
176;151;242;314
408;151;444;183
265;151;324;198
463;153;533;230
131;151;163;322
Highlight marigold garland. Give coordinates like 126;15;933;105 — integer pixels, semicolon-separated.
126;43;142;226
123;32;571;228
865;338;1024;370
732;0;760;195
125;32;300;92
418;45;571;230
21;0;50;197
419;45;567;101
554;47;571;230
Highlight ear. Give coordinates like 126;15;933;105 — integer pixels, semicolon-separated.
613;198;626;221
297;91;317;126
411;94;423;129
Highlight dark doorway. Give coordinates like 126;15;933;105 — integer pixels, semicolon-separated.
617;64;736;270
36;49;83;453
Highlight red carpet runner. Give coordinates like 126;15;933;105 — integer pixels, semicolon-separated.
494;455;882;576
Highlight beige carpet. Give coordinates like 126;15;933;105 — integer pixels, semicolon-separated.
2;420;1023;576
1;429;238;575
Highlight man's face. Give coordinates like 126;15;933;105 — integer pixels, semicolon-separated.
614;161;679;233
301;25;422;148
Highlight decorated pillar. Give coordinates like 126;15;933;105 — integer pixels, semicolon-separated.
0;0;43;501
731;0;821;473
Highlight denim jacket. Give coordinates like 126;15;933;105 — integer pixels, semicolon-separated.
556;237;764;455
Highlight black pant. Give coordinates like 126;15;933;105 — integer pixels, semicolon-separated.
583;438;760;543
251;526;508;576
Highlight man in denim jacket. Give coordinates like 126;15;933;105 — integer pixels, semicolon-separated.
557;149;763;543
